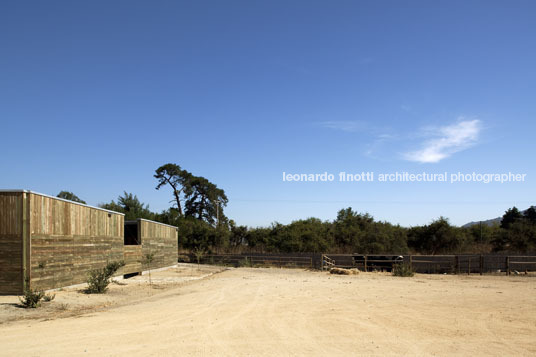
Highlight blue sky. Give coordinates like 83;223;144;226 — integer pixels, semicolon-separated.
1;1;535;227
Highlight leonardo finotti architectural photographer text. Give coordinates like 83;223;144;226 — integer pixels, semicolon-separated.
282;171;527;184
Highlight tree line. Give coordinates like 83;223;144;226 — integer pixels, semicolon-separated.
57;163;536;255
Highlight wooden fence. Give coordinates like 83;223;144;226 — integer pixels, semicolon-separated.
188;253;319;269
324;254;536;275
186;252;536;275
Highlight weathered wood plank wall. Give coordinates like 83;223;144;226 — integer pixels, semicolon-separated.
1;191;178;294
29;193;124;290
123;246;142;274
140;219;178;270
0;192;23;295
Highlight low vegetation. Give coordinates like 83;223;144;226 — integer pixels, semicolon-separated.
193;247;206;268
142;253;155;285
238;257;253;267
392;263;415;277
19;279;55;308
65;162;536;256
85;261;125;294
43;293;56;302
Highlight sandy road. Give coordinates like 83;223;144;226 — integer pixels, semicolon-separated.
0;267;535;356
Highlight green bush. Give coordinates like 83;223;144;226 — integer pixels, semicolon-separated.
19;279;55;308
19;287;45;308
86;261;125;294
392;263;415;277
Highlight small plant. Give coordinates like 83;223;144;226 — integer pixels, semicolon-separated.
392;263;415;277
193;247;206;269
142;252;155;286
19;286;45;308
18;279;55;308
43;293;55;302
239;257;253;268
86;261;125;293
57;303;69;311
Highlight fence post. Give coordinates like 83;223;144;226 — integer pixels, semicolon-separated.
506;256;510;276
364;255;368;272
409;255;413;271
321;255;324;271
455;256;459;274
479;254;483;276
468;257;471;275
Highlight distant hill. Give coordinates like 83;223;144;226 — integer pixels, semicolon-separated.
462;217;501;228
462;207;532;228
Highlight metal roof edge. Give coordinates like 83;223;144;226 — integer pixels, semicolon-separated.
0;189;125;216
138;218;178;230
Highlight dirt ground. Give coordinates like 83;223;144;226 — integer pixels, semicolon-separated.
0;264;535;356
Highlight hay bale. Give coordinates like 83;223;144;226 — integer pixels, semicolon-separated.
330;267;358;275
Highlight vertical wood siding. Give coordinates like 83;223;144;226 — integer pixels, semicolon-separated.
140;220;178;270
2;192;178;293
29;193;124;290
0;192;23;295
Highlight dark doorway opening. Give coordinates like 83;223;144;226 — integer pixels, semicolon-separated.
124;221;140;245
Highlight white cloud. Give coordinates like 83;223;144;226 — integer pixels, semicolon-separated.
377;133;396;139
317;121;368;133
403;119;482;163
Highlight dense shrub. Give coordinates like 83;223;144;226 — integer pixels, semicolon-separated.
19;287;45;308
19;279;55;308
392;263;415;277
86;261;125;294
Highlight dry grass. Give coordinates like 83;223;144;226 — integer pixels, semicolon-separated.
329;267;359;275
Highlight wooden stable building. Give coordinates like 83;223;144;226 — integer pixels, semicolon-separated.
0;190;178;295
